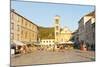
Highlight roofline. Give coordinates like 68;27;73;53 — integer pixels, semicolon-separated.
78;10;95;24
11;9;39;27
78;17;84;24
85;11;95;16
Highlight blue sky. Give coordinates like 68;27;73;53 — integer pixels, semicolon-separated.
11;0;95;32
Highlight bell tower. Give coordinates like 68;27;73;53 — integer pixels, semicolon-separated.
54;15;60;43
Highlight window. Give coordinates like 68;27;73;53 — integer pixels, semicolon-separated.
18;16;20;22
56;32;58;35
25;31;27;39
21;30;23;35
11;33;14;40
17;25;20;31
56;26;59;30
25;21;27;26
21;30;23;39
30;24;32;28
22;18;23;25
11;23;14;29
55;19;59;24
17;16;19;22
33;33;34;38
11;13;14;20
49;44;51;46
46;41;48;43
17;34;19;40
23;20;25;26
44;41;45;43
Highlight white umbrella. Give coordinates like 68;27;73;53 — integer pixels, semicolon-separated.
59;41;74;44
13;40;26;46
66;41;74;44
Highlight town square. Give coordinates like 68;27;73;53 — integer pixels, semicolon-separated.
10;1;95;66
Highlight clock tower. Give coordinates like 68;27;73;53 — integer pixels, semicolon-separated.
54;15;60;43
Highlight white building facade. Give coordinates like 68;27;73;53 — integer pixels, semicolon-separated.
40;39;55;46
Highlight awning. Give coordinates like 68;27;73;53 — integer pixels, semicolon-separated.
66;41;74;44
13;40;26;46
59;41;74;44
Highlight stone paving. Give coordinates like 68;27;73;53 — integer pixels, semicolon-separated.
11;49;95;66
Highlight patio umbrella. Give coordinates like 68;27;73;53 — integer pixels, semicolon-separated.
66;41;74;44
13;40;26;46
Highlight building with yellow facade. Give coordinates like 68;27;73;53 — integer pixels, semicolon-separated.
54;15;72;44
11;9;39;45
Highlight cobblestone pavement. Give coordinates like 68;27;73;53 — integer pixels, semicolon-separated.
11;49;95;66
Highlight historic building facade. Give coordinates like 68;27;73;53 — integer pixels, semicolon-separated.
11;9;39;45
78;11;95;50
39;15;72;49
54;15;72;44
40;39;55;46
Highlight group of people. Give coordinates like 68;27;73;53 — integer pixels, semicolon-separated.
11;44;34;55
74;38;92;51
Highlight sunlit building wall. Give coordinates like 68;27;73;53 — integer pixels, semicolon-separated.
11;9;38;44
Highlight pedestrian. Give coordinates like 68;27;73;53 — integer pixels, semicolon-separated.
20;46;24;54
53;46;55;52
80;40;83;50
